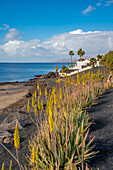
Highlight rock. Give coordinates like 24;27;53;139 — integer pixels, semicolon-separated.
0;119;26;131
42;72;56;79
0;129;12;140
1;112;28;124
4;137;11;144
26;92;32;98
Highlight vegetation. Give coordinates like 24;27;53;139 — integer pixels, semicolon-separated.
1;67;109;170
97;54;103;61
69;50;74;63
77;49;85;61
90;58;97;68
100;51;113;74
61;65;69;73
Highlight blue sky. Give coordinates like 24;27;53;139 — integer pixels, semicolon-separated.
0;0;113;62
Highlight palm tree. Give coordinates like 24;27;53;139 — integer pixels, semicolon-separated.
90;58;97;68
69;50;74;63
97;54;103;61
77;48;85;60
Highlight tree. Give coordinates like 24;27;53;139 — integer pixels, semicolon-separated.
90;58;97;68
69;51;74;63
100;51;113;74
77;48;85;60
97;54;103;61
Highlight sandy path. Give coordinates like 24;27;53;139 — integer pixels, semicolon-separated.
0;84;29;110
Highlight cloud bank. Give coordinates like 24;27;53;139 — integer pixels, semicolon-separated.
0;29;113;62
4;28;22;41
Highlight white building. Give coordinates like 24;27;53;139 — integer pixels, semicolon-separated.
59;59;99;77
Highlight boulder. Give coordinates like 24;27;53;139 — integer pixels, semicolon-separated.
1;112;28;124
0;119;26;131
4;137;11;144
0;129;12;141
26;92;32;98
0;112;28;131
42;72;56;79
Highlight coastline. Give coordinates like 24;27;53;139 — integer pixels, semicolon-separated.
0;66;110;169
0;66;108;113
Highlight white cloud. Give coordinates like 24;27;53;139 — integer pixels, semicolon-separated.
82;6;96;15
0;29;113;62
0;24;9;30
96;3;101;6
4;28;22;41
105;0;113;6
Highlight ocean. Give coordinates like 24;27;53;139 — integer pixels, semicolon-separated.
0;63;68;83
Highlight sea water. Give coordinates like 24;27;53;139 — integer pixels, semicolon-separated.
0;63;68;82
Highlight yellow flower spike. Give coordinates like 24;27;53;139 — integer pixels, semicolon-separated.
45;88;47;97
32;146;37;164
68;78;70;84
27;100;30;113
101;70;102;75
41;100;44;110
97;68;100;75
60;88;63;100
37;82;39;91
32;94;35;107
55;66;58;72
1;162;4;170
54;94;57;105
34;90;37;99
34;104;38;116
77;71;80;85
39;89;42;96
38;98;41;110
82;75;85;86
49;109;54;133
14;121;20;149
56;78;61;84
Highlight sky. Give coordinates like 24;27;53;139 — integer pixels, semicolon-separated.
0;0;113;62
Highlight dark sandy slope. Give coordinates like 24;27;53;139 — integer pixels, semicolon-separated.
88;88;113;170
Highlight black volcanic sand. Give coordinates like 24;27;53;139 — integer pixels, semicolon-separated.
88;88;113;170
0;66;112;169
